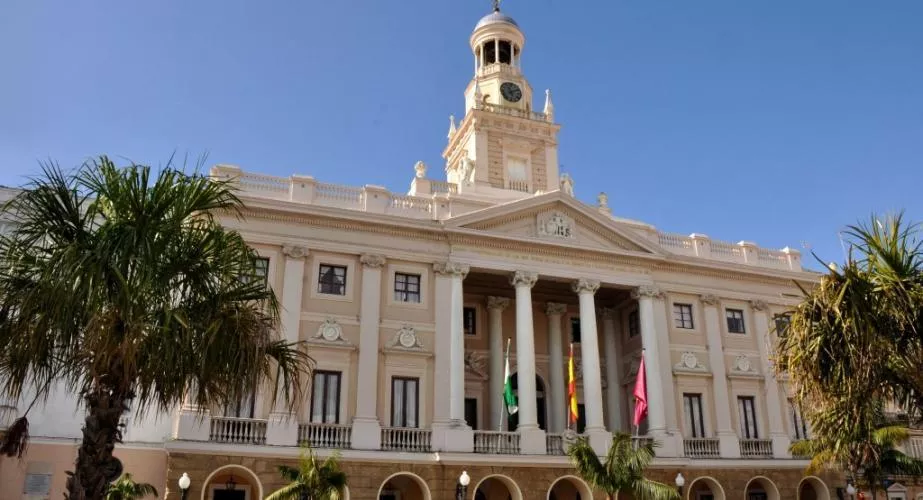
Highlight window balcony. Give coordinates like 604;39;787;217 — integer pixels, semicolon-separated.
474;430;520;454
298;422;352;449
380;427;432;452
740;438;773;458
683;437;720;458
209;416;267;445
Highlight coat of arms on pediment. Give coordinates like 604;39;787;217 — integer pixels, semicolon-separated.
537;211;575;240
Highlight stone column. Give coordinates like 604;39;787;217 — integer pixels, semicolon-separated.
432;261;473;452
574;279;611;454
751;299;791;458
488;296;511;431
545;302;568;433
700;294;740;458
351;254;386;450
266;245;308;446
511;270;545;454
632;285;680;456
601;307;623;433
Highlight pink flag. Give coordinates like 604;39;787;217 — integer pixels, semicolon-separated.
632;354;648;427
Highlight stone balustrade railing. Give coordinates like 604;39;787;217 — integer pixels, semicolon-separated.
478;103;550;122
473;430;521;455
298;422;352;449
211;165;804;272
381;427;432;452
683;438;720;458
545;433;566;455
477;63;521;79
209;416;267;445
739;438;773;458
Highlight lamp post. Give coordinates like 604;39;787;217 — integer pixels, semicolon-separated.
178;473;191;500
675;472;685;499
456;471;470;500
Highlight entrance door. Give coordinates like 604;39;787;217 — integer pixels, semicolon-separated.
213;491;246;500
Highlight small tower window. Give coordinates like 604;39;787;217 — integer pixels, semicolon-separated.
498;40;512;64
484;42;496;64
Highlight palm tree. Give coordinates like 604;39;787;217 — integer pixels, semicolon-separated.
106;473;158;500
791;423;923;500
776;213;923;497
0;157;312;500
265;446;348;500
567;433;679;500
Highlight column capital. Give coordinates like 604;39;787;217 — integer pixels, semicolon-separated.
546;302;568;316
433;261;470;278
572;278;600;295
600;307;617;320
631;285;663;300
281;244;308;259
487;296;512;311
749;299;770;311
360;253;387;269
510;270;538;288
699;294;719;306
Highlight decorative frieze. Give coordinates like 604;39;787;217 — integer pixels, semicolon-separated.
673;351;708;374
572;278;600;295
464;351;488;380
360;254;386;269
433;261;470;278
510;270;538;288
281;244;308;259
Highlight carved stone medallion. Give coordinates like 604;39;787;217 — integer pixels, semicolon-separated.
734;355;753;373
389;325;423;350
537;211;575;239
314;318;345;343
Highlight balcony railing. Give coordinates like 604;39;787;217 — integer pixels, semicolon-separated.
683;438;720;458
209;417;267;445
381;427;431;452
907;437;923;459
474;431;520;455
298;422;351;449
740;438;773;458
546;433;566;455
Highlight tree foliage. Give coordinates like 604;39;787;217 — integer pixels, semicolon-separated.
776;213;923;492
106;473;158;500
0;156;313;499
265;446;348;500
567;433;679;500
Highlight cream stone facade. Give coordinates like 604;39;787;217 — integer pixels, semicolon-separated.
4;5;923;500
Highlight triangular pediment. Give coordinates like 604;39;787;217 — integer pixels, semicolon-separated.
446;192;662;255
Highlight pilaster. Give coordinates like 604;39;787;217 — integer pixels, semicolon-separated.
700;294;740;458
601;307;623;433
751;299;791;458
352;254;386;450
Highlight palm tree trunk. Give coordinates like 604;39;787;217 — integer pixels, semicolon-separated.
65;386;131;500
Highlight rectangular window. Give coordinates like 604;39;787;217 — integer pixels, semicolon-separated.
391;377;419;428
463;307;477;336
317;264;347;295
683;393;706;438
242;256;269;286
464;397;478;430
790;398;809;440
726;309;746;334
310;371;341;424
570;317;582;344
394;273;422;303
673;303;694;329
774;314;791;337
737;396;759;439
628;310;640;338
224;390;255;419
576;403;586;434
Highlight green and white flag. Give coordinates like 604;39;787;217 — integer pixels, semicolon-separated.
503;338;518;415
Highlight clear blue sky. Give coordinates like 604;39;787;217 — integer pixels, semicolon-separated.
2;1;921;269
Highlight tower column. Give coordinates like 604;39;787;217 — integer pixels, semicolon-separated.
574;279;611;455
545;302;568;433
432;261;473;452
511;271;545;454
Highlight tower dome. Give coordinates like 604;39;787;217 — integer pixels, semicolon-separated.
474;10;519;30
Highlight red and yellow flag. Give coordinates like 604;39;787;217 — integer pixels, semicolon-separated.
567;343;579;426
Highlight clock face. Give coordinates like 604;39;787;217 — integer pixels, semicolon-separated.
500;82;523;103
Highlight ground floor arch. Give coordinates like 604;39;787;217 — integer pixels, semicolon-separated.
473;474;524;500
744;476;781;500
199;464;263;500
547;475;593;500
798;476;830;500
685;476;726;500
378;472;432;500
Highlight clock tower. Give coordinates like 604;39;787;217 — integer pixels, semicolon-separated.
443;2;561;198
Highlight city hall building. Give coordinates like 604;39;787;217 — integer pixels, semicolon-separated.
4;5;920;500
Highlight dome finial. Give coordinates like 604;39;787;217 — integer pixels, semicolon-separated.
492;0;501;12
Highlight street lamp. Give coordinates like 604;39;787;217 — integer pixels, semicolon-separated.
178;473;191;500
226;474;237;491
675;473;685;498
456;471;470;500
